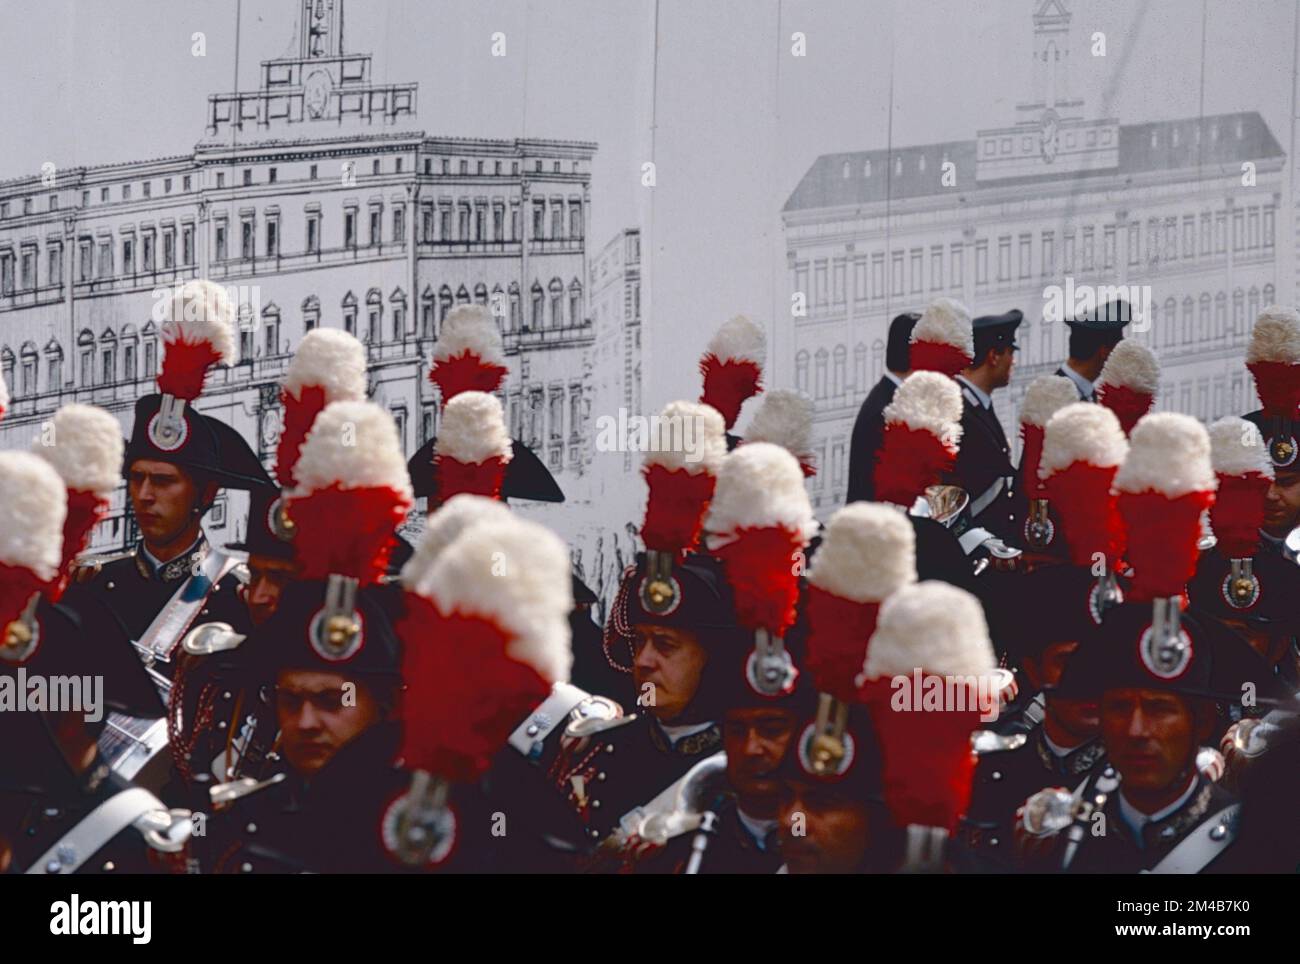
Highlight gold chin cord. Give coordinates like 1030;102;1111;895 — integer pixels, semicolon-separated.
0;593;41;664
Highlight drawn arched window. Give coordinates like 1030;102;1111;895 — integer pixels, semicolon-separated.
491;284;504;324
1232;288;1244;336
439;286;453;325
44;339;63;392
549;278;564;329
530;282;544;330
96;331;116;386
1214;292;1226;341
302;294;320;332
832;344;847;398
1198;293;1211;343
1248;286;1259;327
508;282;521;332
1181;297;1193;345
854;343;867;393
342;290;358;336
237;304;255;360
863;159;872;178
141;321;157;379
842;160;851;179
1263;283;1275;306
20;342;38;395
121;323;138;382
795;350;809;394
872;339;884;384
1;347;14;396
473;283;488;307
77;330;94;387
568;278;583;326
262;303;281;357
455;285;470;305
420;286;435;338
365;288;383;344
390;288;407;340
1162;298;1176;348
814;348;829;399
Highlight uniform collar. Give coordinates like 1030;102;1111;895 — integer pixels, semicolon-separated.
137;536;207;584
1059;364;1095;401
884;371;905;389
954;375;992;410
649;719;722;757
1036;730;1106;777
736;807;779;852
1117;774;1202;849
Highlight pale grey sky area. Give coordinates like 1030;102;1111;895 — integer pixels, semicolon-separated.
1;0;1295;410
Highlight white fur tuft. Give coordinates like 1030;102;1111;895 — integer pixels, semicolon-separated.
283;328;368;402
401;494;513;589
292;400;413;498
1114;412;1216;498
0;451;67;579
1019;375;1080;428
807;502;916;603
159;279;237;365
433;304;506;367
743;389;815;463
703;442;816;540
1098;340;1159;393
32;404;123;495
1039;403;1128;477
1208;417;1274;480
643;401;727;474
422;516;573;683
882;371;964;442
435;391;513;464
862;581;995;679
1246;306;1300;365
706;315;766;365
911;297;974;354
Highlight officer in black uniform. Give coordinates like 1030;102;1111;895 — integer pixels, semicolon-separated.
953;310;1023;543
958;565;1107;872
1029;601;1274;873
846;312;919;503
1054;300;1131;402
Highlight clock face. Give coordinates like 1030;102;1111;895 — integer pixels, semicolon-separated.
1040;110;1060;164
305;70;331;119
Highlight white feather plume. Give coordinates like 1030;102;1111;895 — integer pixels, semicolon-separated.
882;371;964;443
862;581;995;679
643;401;727;474
435;391;513;464
807;502;916;603
159;279;237;365
32;404;123;495
401;494;514;590
703;441;816;541
743;389;815;464
1019;375;1081;428
283;328;368;402
1039;402;1128;478
706;315;766;364
1246;306;1300;365
1097;340;1160;393
292;400;413;498
1208;416;1274;480
1114;412;1216;498
433;304;506;367
911;297;974;355
0;451;67;580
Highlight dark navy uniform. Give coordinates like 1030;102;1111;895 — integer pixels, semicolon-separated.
847;374;901;504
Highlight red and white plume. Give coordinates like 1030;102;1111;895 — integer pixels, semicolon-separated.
433;391;513;504
909;298;974;377
398;516;572;783
399;494;513;589
704;442;817;642
804;503;916;702
699;315;766;430
640;401;727;553
1039;403;1128;566
1246;306;1300;422
1097;340;1159;435
860;581;995;830
874;371;963;508
154;279;237;400
31;404;123;597
1019;375;1079;500
275;328;367;490
429;304;509;407
742;388;816;476
1114;413;1217;603
1207;417;1274;559
286;400;413;585
0;452;66;637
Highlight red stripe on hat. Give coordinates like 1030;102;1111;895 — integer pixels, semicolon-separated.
1099;383;1155;436
699;355;762;430
1210;472;1271;558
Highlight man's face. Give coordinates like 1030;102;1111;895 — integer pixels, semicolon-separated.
128;460;201;546
245;554;300;627
990;346;1015;389
1100;687;1198;794
777;780;872;874
723;707;800;810
1263;467;1300;537
275;670;380;777
1030;640;1100;741
631;624;708;723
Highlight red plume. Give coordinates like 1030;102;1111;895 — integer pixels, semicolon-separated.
433;455;508;505
1211;472;1272;558
709;526;805;638
1248;360;1300;422
874;425;956;507
804;586;880;703
1118;490;1215;603
641;463;717;553
1019;424;1048;499
700;356;762;430
1043;462;1124;566
909;341;970;378
156;337;224;401
287;485;410;585
276;384;326;490
1099;384;1154;436
49;489;108;602
430;353;509;406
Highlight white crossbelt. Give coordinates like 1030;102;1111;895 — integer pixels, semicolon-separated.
1142;804;1240;874
26;787;169;874
969;476;1007;519
134;549;241;664
507;681;590;757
